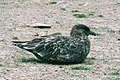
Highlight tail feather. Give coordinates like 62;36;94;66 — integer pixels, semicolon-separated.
12;41;27;48
12;41;37;53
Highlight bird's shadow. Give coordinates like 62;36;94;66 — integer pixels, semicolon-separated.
19;57;96;65
19;58;78;65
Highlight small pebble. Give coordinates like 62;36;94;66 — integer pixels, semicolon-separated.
59;66;63;68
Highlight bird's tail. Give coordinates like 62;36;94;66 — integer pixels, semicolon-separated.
12;41;45;61
12;41;28;48
12;41;36;53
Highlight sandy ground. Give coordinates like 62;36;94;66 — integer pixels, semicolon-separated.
0;0;120;80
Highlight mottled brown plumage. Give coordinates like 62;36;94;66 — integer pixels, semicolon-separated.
12;24;96;63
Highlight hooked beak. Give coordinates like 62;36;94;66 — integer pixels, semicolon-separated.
89;31;96;36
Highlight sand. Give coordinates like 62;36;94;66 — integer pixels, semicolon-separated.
0;0;120;80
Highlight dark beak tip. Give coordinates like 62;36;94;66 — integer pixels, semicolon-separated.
89;31;97;36
93;33;97;36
